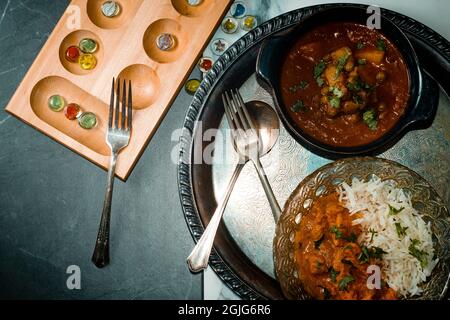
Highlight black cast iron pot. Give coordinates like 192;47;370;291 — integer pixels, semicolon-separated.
256;5;439;158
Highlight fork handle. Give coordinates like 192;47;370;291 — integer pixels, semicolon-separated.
252;157;282;222
187;162;245;273
92;152;118;268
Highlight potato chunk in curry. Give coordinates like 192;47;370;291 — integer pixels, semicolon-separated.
319;46;377;119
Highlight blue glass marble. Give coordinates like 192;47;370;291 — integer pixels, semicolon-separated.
230;2;246;19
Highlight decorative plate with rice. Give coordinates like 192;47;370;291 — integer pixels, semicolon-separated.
274;157;450;300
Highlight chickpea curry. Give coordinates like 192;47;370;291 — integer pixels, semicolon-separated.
294;193;397;300
280;22;410;147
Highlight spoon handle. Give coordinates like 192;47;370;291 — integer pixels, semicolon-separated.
252;157;281;222
187;162;245;273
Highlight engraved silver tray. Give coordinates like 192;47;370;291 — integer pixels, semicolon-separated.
178;4;450;299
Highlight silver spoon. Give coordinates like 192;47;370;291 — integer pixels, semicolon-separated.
187;100;280;273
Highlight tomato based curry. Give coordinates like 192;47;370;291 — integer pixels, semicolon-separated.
294;193;397;300
280;22;409;147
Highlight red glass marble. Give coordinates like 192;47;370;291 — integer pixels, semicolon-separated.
65;46;80;63
198;57;213;73
64;103;81;120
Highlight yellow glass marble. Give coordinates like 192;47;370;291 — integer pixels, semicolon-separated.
185;79;201;95
241;15;257;31
78;54;97;70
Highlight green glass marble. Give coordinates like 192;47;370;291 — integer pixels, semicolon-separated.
79;38;98;54
78;112;98;129
48;95;65;112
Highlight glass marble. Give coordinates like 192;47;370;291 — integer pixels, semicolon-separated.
221;17;238;34
79;54;97;70
156;33;175;51
230;2;246;18
79;38;98;54
65;46;80;63
186;0;202;6
198;57;213;73
64;103;81;120
241;15;258;31
185;79;201;95
48;95;65;112
101;1;121;18
210;38;229;56
78;112;98;129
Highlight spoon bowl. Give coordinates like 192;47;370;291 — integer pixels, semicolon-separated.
244;100;280;156
237;100;280;161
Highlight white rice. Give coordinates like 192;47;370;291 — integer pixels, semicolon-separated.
337;175;438;297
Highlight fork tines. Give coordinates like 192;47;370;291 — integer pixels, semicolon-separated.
222;89;257;133
109;78;132;131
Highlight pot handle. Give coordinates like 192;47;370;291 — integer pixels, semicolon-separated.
404;70;439;128
256;36;287;90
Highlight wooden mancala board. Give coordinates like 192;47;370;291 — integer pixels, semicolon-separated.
5;0;232;180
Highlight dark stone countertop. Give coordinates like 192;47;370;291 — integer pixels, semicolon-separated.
0;0;201;299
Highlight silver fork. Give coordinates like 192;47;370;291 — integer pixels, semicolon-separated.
186;90;281;272
223;89;281;221
92;78;132;268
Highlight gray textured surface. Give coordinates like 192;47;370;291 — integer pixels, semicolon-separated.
0;0;201;299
